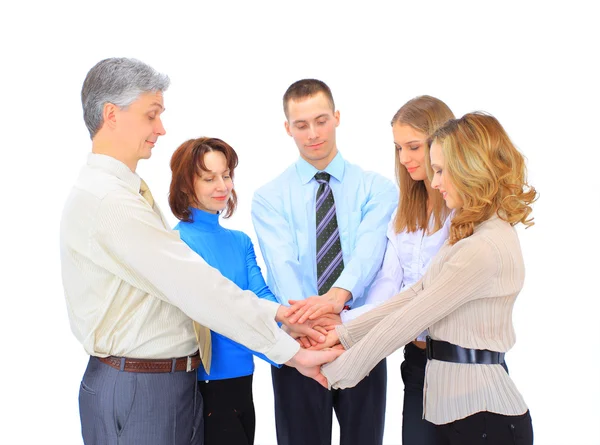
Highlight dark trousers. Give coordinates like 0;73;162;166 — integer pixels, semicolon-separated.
79;356;203;445
401;342;438;445
271;359;387;445
435;410;533;445
198;375;256;445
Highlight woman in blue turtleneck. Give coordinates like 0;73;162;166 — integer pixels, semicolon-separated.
168;137;278;445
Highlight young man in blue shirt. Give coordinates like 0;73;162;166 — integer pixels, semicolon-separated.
252;79;397;445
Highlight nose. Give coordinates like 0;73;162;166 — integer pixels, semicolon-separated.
307;124;318;140
431;174;440;190
399;148;411;165
155;117;166;136
215;176;227;191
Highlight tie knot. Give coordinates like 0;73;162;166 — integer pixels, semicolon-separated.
315;172;330;184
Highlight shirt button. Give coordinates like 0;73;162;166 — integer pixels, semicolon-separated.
482;433;487;438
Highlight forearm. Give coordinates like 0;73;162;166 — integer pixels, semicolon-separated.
96;199;299;364
337;285;418;348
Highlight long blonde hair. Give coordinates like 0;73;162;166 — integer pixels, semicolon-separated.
391;95;454;233
430;112;538;244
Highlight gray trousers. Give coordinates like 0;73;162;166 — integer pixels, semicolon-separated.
79;356;203;445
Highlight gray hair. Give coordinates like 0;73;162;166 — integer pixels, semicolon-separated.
81;58;170;139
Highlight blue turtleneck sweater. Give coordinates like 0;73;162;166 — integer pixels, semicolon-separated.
175;207;279;381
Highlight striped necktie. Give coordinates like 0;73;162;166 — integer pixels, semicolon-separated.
139;178;212;373
315;172;344;295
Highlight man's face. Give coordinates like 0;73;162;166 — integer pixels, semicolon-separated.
284;92;340;169
114;91;166;163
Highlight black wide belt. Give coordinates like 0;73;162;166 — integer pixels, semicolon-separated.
426;336;505;365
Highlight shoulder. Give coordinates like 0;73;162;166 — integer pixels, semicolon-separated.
343;161;396;195
254;164;297;200
448;219;520;275
225;228;252;246
343;159;392;182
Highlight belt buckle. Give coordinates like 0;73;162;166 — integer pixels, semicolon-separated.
186;356;192;372
425;335;433;360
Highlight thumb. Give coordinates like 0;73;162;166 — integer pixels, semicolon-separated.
313;372;329;389
320;348;343;363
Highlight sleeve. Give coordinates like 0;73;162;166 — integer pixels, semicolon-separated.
341;215;403;323
243;234;281;367
92;192;300;364
322;237;499;389
333;175;398;305
251;190;305;306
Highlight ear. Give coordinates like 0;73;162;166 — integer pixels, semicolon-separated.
334;110;340;128
284;120;292;137
102;102;119;130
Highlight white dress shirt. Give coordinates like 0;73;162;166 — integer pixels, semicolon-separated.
60;153;299;362
341;209;451;343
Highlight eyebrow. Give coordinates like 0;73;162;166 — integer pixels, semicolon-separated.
430;164;441;170
292;113;329;125
201;168;231;175
149;102;165;111
395;139;422;146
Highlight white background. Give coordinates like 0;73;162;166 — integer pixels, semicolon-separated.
1;1;599;444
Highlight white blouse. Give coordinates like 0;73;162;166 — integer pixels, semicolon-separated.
342;210;451;342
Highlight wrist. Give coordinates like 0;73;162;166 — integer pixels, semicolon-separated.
330;287;351;309
275;305;287;323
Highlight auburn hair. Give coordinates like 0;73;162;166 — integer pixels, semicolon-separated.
169;137;238;221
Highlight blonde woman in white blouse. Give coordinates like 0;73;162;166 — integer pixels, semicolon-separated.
320;112;537;445
340;96;454;445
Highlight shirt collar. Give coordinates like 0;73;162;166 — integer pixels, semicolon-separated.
295;151;345;185
87;153;143;192
189;207;221;229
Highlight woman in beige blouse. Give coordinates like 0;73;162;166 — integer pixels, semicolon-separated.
319;112;537;444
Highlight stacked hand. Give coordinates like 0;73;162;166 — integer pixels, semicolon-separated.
278;288;348;350
286;348;344;388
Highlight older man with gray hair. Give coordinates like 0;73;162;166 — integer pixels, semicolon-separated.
60;57;340;445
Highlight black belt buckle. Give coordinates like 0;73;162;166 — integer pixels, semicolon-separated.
425;335;433;360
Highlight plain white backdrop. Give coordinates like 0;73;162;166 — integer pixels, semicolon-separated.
1;1;598;444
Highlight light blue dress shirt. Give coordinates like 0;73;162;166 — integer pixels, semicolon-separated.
251;152;398;307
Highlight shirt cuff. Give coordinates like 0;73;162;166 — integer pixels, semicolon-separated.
256;300;301;364
321;362;335;390
263;331;300;364
336;324;355;350
333;273;361;306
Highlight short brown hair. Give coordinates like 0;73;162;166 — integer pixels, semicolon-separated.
283;79;335;119
169;137;239;222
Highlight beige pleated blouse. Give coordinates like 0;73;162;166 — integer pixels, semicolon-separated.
321;216;529;424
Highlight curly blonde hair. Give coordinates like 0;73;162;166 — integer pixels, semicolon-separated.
429;112;538;244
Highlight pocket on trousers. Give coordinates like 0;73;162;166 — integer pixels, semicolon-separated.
80;380;96;395
190;389;204;445
114;372;137;436
508;411;534;445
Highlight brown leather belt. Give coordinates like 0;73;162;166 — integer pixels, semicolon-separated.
98;352;200;373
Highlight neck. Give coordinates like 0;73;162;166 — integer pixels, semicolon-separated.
424;179;437;217
92;136;137;172
306;147;338;171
